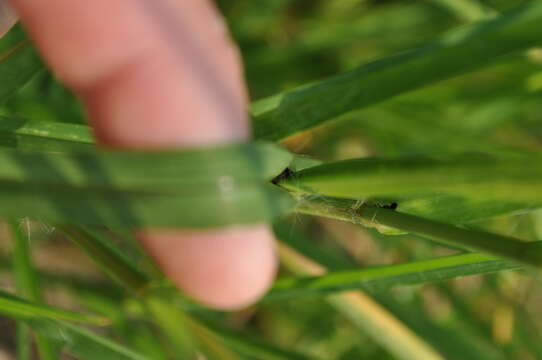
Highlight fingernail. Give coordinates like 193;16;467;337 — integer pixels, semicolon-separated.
0;0;18;38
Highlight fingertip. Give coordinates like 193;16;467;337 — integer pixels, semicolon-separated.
138;225;277;310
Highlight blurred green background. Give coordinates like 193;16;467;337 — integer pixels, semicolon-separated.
1;0;542;359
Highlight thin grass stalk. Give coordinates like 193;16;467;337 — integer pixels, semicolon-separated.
9;220;58;360
58;225;150;294
295;197;542;267
15;323;31;360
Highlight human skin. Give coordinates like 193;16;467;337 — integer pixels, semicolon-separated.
0;0;16;37
3;0;277;310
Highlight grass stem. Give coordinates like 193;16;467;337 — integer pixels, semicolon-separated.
296;197;542;267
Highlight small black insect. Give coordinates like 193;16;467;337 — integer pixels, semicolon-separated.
378;202;398;210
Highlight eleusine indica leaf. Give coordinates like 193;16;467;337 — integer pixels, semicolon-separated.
278;154;542;204
0;141;291;187
0;142;294;228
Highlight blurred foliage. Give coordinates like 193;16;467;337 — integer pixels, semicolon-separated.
0;0;541;359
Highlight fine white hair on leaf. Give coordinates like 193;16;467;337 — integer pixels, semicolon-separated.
0;0;18;39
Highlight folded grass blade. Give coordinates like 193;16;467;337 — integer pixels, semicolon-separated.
278;155;542;203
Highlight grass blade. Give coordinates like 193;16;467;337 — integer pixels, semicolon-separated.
195;317;314;360
252;0;542;140
278;154;542;203
296;197;542;267
0;41;42;103
0;116;94;143
0;116;94;152
0;118;536;224
0;181;292;228
59;225;150;294
0;141;291;186
285;155;542;224
268;253;520;299
279;155;542;224
16;323;31;360
396;194;540;224
9;220;59;359
0;143;293;228
40;320;150;360
143;297;198;359
0;289;107;324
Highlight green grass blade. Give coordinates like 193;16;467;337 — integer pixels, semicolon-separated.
39;320;150;360
296;197;542;267
0;41;42;103
0;289;107;324
16;323;31;360
396;194;541;224
251;0;542;140
0;118;535;224
286;155;541;224
143;297;197;359
268;253;519;299
0;141;291;186
196;317;314;360
278;155;542;203
9;220;59;359
0;116;94;143
0;116;94;152
35;335;58;360
59;225;150;294
10;220;41;301
0;181;292;228
356;206;542;267
0;143;293;228
280;154;542;224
